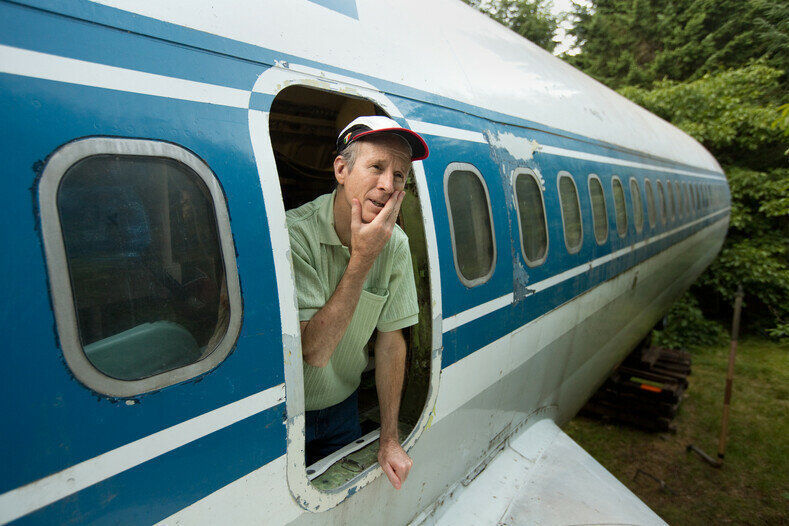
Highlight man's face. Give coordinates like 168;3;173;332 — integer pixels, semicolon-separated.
336;136;411;223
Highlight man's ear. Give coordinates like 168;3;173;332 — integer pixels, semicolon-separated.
334;155;346;186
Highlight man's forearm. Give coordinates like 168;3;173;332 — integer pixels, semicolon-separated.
375;331;406;443
300;256;372;367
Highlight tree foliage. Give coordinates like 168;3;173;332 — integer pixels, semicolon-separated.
461;0;560;52
567;0;789;89
622;66;788;342
567;2;789;344
620;64;786;167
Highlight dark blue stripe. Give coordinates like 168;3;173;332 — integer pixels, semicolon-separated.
307;0;359;19
249;92;274;112
0;1;265;90
11;403;287;526
9;0;724;177
0;73;285;492
443;208;729;368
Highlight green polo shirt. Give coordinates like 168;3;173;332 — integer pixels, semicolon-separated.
286;191;419;411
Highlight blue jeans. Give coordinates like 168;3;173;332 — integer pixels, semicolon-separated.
305;390;362;466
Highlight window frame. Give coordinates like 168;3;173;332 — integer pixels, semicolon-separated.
611;176;628;238
667;180;676;220
512;168;549;267
557;171;584;254
656;180;667;225
644;178;657;229
38;137;243;398
443;162;497;287
587;173;609;245
629;177;644;234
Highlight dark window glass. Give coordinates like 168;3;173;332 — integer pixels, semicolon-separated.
644;180;657;228
657;181;667;225
447;169;495;283
58;155;229;381
667;181;676;220
630;178;644;233
589;176;608;244
558;174;582;252
612;178;628;237
514;172;548;264
675;180;683;217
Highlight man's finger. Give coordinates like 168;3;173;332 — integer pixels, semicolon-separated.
381;461;401;490
389;191;405;224
370;192;398;226
351;198;362;229
394;461;410;485
381;191;404;228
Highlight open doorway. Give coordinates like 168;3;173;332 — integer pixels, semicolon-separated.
269;85;432;490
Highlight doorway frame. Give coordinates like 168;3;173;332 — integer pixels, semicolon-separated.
248;63;442;511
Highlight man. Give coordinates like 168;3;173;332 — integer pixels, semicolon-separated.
286;116;429;490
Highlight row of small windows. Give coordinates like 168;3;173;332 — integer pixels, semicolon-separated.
445;164;727;285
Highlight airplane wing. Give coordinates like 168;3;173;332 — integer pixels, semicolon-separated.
414;419;667;526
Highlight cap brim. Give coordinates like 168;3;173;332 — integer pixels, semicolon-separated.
351;127;429;161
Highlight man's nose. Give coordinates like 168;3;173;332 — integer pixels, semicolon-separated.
377;170;394;193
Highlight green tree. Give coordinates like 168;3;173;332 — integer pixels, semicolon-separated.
462;0;560;52
622;66;789;341
565;0;789;343
567;0;789;89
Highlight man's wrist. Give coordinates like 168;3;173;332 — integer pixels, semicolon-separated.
348;251;375;275
379;432;399;446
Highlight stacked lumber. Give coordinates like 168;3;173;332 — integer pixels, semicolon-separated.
581;345;692;432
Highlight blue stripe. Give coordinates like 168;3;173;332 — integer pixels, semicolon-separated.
0;1;265;90
9;0;724;178
11;403;287;526
0;74;285;492
442;208;729;367
249;92;274;112
307;0;359;19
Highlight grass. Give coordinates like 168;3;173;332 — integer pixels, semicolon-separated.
563;338;789;525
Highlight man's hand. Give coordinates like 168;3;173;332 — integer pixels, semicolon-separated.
378;438;412;490
349;191;404;266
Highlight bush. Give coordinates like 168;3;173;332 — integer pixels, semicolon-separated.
652;292;726;349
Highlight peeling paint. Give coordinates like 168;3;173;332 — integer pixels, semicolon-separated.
512;258;531;303
487;130;542;161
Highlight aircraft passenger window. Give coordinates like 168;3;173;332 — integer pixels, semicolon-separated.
513;169;548;266
644;179;657;228
629;178;644;233
612;177;628;237
38;138;241;397
657;181;667;225
445;164;496;285
690;183;699;212
558;172;583;253
667;181;676;220
588;175;608;244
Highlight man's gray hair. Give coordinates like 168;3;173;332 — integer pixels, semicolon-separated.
339;133;413;175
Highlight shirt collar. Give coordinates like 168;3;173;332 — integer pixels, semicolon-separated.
316;189;344;246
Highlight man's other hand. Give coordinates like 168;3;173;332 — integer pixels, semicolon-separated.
378;438;412;490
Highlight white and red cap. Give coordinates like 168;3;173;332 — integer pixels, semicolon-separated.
337;116;429;161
